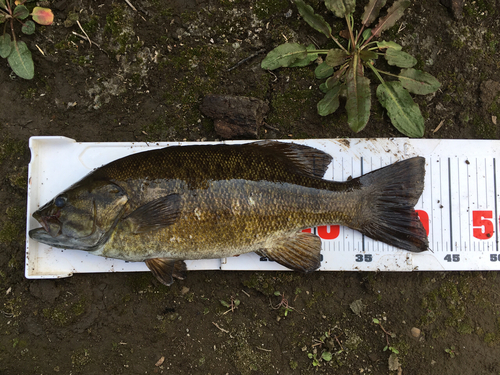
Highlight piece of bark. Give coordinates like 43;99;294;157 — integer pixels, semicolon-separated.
200;95;269;139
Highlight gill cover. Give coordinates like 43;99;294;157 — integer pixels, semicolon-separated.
29;180;128;250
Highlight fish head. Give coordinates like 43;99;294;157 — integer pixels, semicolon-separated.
29;180;128;250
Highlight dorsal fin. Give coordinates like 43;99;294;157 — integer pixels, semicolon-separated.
251;140;332;179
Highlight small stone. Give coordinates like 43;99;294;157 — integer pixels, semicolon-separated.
349;299;364;317
181;286;190;295
411;327;421;338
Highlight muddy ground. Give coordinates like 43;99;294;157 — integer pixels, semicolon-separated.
1;0;500;374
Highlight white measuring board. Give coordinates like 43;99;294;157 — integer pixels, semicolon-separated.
25;136;500;280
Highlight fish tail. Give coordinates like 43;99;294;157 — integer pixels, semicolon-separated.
353;157;428;252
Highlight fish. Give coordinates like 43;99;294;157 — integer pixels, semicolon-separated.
29;141;428;286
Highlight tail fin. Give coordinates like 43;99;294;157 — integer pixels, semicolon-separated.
355;157;428;252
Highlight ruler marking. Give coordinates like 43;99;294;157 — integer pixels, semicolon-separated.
494;158;498;252
361;157;365;254
429;157;434;251
485;158;488;209
467;158;471;252
448;158;453;252
439;158;444;252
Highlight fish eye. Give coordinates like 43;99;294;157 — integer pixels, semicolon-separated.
54;196;67;208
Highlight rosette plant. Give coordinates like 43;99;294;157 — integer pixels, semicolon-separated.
0;0;54;79
261;0;441;137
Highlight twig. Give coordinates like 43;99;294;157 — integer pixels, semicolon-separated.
76;20;91;47
241;289;250;297
71;31;109;56
227;49;265;71
256;347;271;352
124;0;137;12
263;122;280;132
334;335;344;351
212;322;229;333
35;44;45;56
433;119;445;133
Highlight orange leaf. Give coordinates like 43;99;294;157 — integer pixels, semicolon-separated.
31;7;54;25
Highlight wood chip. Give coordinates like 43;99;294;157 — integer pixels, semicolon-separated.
155;356;165;367
432;120;445;133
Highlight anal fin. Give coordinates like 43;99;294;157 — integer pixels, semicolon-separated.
145;258;187;286
256;232;322;273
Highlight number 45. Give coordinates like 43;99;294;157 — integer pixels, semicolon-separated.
444;254;460;262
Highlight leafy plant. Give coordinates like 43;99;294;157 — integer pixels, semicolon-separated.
0;0;53;79
445;346;457;358
307;350;332;367
261;0;441;137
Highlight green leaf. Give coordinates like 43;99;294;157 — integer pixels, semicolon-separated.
13;5;29;20
317;82;341;116
261;43;308;70
361;0;387;26
361;28;372;42
360;49;377;61
0;33;12;58
346;59;371;132
22;20;36;35
0;0;6;10
295;0;332;38
372;318;380;324
289;44;318;67
325;48;347;67
376;40;402;50
0;12;8;23
8;40;34;79
376;81;424;137
325;0;356;18
220;300;230;307
315;61;334;79
398;68;441;95
385;49;416;68
372;0;410;37
321;352;333;361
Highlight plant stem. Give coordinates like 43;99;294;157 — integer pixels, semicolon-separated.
372;67;401;79
366;63;387;84
329;34;348;53
345;14;355;50
311;49;332;54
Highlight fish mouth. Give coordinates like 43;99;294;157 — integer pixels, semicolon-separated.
32;209;62;238
28;227;91;250
37;216;63;237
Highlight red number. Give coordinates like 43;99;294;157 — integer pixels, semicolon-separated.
472;210;494;240
317;225;340;240
416;210;429;236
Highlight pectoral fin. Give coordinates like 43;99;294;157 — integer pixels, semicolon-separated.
145;258;187;286
124;194;182;234
256;232;322;272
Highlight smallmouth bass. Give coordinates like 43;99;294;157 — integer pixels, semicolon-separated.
29;141;428;285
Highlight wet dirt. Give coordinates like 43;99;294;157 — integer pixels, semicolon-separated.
1;0;500;374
